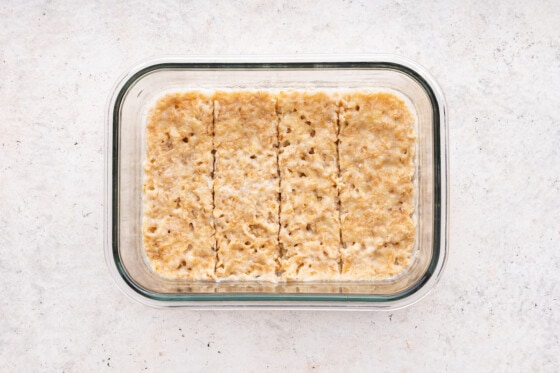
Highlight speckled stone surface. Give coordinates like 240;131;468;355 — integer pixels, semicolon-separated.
1;1;559;371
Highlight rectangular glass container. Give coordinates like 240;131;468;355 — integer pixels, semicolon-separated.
105;55;448;309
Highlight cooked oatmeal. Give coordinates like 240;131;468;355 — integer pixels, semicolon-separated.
143;90;416;281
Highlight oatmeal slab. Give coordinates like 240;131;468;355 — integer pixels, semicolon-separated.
142;92;216;279
213;91;280;281
338;92;416;279
277;92;341;280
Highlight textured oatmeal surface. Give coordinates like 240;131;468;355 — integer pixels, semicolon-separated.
277;92;341;280
213;91;280;281
142;92;216;280
338;92;416;279
143;90;415;281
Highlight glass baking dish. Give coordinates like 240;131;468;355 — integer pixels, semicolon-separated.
105;55;448;310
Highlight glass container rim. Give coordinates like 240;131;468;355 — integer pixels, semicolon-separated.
104;54;449;310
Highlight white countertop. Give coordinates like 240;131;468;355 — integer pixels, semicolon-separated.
1;1;559;371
